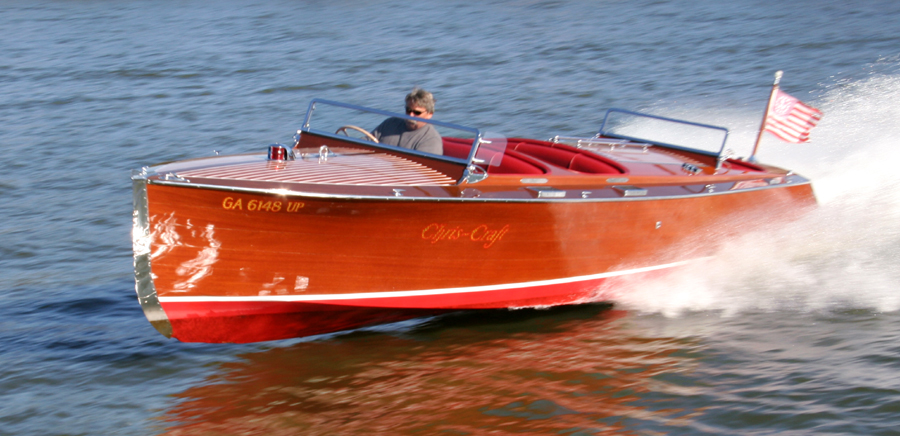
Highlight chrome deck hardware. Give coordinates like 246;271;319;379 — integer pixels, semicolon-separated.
162;172;187;182
464;165;488;184
613;185;648;197
526;186;566;198
682;163;701;174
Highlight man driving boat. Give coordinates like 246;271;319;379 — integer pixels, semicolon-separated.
372;87;443;155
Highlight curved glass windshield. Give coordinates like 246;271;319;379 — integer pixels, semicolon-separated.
301;99;487;164
599;109;729;158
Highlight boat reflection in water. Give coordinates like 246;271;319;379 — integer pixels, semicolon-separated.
160;305;701;434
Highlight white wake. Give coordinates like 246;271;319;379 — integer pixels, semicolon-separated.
616;66;900;316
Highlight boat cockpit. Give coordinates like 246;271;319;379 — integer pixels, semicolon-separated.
281;99;759;184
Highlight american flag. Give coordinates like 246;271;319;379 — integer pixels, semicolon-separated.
764;89;822;143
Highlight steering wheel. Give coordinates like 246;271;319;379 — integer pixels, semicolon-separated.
336;125;379;143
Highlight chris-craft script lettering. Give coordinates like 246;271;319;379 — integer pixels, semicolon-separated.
421;223;510;248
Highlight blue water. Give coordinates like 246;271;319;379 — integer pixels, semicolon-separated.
2;1;900;434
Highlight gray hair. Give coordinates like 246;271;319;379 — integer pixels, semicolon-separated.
405;87;435;114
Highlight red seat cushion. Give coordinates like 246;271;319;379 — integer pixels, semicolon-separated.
441;138;544;174
442;138;472;159
512;143;577;167
569;154;621;174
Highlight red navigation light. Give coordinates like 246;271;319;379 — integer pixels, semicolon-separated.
268;145;288;161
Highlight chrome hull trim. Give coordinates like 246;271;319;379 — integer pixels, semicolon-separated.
131;170;173;338
145;175;812;204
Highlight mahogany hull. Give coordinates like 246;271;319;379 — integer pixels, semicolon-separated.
134;178;816;342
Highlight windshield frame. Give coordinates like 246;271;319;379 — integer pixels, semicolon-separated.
301;98;486;168
599;108;731;168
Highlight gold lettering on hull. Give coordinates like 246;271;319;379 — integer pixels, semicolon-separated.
221;196;305;213
421;223;510;248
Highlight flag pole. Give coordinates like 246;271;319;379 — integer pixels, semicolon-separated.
748;70;783;163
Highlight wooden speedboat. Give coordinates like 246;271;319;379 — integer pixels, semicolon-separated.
132;99;816;343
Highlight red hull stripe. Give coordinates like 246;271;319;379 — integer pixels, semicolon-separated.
157;259;698;309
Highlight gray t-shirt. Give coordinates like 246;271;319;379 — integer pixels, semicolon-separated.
372;117;443;155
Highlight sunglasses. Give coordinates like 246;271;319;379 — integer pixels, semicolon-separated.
405;107;427;116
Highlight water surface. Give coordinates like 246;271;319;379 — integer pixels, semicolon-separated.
2;1;900;434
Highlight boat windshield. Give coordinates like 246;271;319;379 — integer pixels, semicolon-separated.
300;99;507;170
599;109;729;161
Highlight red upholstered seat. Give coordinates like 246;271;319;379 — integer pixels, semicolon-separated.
569;154;622;174
488;154;545;174
511;141;626;174
512;143;577;168
441;138;545;175
442;140;471;159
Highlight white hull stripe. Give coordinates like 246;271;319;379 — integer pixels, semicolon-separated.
158;259;703;303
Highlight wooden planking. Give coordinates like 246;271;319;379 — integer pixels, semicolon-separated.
177;153;455;186
145;181;817;299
